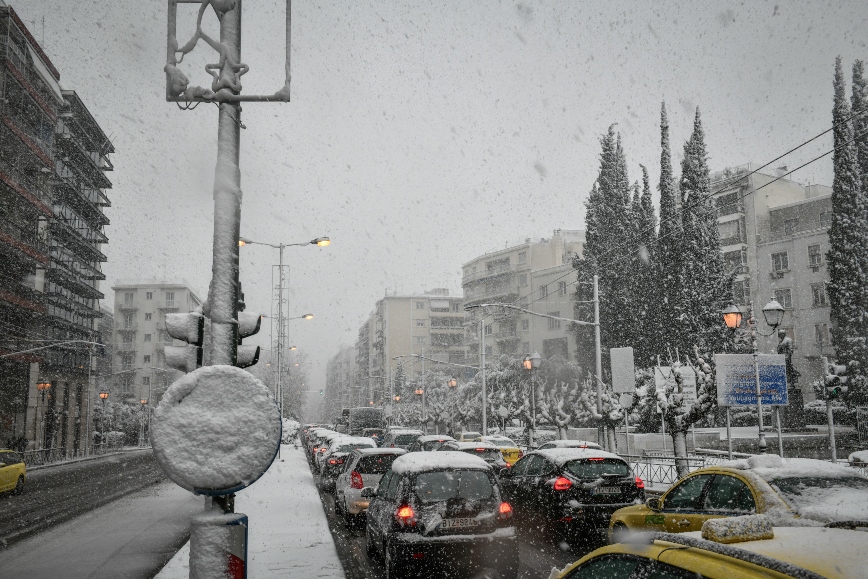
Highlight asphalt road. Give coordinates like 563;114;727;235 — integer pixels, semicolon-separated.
311;462;609;579
1;450;167;549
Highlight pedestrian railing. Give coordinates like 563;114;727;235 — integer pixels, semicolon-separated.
22;441;128;467
624;454;707;487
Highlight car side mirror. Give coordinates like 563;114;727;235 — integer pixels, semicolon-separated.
646;497;662;512
499;468;511;478
361;487;377;498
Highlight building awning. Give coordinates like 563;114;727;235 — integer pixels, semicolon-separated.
27;44;64;104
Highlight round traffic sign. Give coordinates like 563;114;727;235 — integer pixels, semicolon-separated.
151;365;281;496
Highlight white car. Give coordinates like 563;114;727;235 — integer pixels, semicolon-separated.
334;448;407;523
536;439;602;451
318;436;378;486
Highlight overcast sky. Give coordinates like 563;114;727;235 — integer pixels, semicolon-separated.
15;0;868;393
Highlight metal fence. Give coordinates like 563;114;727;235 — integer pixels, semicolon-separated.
623;454;707;487
22;441;127;467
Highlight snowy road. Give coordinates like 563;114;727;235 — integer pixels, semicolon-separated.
314;460;607;578
1;449;166;548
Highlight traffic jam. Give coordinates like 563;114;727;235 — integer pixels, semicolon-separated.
300;424;868;579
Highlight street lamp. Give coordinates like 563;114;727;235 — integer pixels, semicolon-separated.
448;378;458;433
524;352;542;447
414;386;425;429
721;298;785;455
139;398;148;447
36;381;51;450
98;391;109;452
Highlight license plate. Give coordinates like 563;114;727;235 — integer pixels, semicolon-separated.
442;517;480;529
593;486;620;495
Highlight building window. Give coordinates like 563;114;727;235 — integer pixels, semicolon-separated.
485;345;493;356
518;252;527;264
123;313;134;327
145;292;153;300
413;336;426;344
543;337;569;359
547;312;561;330
124;292;134;304
165;291;175;306
784;218;799;235
416;320;425;327
519;274;528;287
732;279;750;305
819;211;832;227
808;244;822;267
774;289;792;309
416;302;424;310
540;285;548;299
144;334;151;342
452;302;461;312
771;251;789;272
521;319;530;331
811;283;828;307
558;281;567;296
142;377;150;386
484;324;493;336
522;341;530;353
122;334;133;344
145;313;152;321
815;324;830;346
144;355;151;363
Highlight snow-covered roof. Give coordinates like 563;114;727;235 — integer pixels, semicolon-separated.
418;434;455;443
480;436;517;445
355;447;407;456
532;448;624;465
389;429;424;435
723;454;866;481
442;441;498;450
391;451;491;474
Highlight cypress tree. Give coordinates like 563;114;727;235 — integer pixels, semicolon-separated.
656;102;682;355
828;57;868;402
633;165;659;366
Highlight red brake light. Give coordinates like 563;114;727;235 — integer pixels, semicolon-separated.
475;448;486;452
588;457;604;461
328;459;337;465
518;450;524;458
635;476;645;490
351;471;364;489
395;504;417;526
498;502;513;520
553;476;573;491
390;444;395;448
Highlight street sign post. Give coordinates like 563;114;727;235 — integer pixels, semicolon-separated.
714;354;789;406
610;347;635;393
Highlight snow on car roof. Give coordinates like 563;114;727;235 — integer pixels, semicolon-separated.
389;429;424;435
480;436;516;444
539;440;601;448
391;450;492;474
532;448;624;465
355;447;407;456
723;454;866;481
417;434;455;443
443;441;499;450
329;436;377;447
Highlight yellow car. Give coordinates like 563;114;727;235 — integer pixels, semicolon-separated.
556;516;868;579
609;455;868;540
0;450;26;494
479;435;523;466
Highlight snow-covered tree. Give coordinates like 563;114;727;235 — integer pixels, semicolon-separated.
573;375;623;451
828;57;868;404
535;356;582;439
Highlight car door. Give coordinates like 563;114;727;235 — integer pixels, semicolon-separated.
526;456;557;519
368;470;393;542
660;473;714;533
700;474;757;519
501;454;530;505
0;453;10;491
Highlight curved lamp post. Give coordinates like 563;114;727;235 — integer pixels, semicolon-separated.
721;299;785;455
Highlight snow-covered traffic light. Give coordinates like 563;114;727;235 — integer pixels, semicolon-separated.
164;311;205;373
236;311;262;368
319;389;324;396
825;360;849;399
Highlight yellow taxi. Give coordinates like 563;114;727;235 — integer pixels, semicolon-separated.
0;450;26;494
609;455;868;540
479;435;523;466
556;515;868;579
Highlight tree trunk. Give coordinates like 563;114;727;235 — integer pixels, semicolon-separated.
558;425;569;440
672;429;689;478
606;426;617;453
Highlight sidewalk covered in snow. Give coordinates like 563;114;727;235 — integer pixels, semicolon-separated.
156;444;345;579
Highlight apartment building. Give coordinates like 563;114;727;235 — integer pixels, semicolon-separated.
354;288;465;406
461;229;584;362
325;345;356;419
110;281;202;405
711;164;833;402
0;6;112;454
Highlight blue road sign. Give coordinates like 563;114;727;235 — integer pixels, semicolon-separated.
714;354;789;407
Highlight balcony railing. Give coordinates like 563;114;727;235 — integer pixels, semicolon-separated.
117;323;138;332
719;235;747;247
115;342;136;352
463;263;514;284
157;301;177;310
118;301;139;311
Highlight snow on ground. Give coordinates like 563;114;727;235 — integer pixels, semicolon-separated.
156;444;344;579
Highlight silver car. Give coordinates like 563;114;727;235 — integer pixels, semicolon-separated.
335;447;406;523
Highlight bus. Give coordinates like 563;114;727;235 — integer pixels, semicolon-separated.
347;407;385;436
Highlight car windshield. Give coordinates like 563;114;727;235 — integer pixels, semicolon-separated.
462;433;481;440
422;440;448;451
769;477;868;520
462;448;501;461
564;459;630;478
394;434;418;444
488;439;516;448
356;455;400;474
414;470;493;503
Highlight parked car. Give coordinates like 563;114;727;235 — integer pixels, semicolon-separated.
537;440;602;451
406;434;454;452
380;429;424;449
557;515;868;579
500;448;644;539
0;450;26;494
319;436;379;491
608;454;868;540
456;431;482;442
480;435;523;466
437;441;508;469
308;429;338;466
363;451;520;579
335;448;407;522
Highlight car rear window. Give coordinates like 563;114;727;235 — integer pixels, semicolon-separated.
357;454;400;474
422;440;448;451
394;434;418;444
488;439;516;448
338;443;372;453
462;448;501;461
461;432;481;439
414;470;493;503
564;458;630;478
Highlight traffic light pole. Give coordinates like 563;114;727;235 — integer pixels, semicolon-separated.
822;356;837;463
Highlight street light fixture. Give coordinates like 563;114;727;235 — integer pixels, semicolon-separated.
35;381;51;449
524;352;542;447
98;391;109;452
448;378;458;433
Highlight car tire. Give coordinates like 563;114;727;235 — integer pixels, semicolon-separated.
12;476;24;495
610;522;628;544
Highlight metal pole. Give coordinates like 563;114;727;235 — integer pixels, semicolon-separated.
726;407;733;460
823;356;837;463
624;410;630;457
276;244;284;423
775;406;784;457
593;275;603;450
531;370;536;446
751;308;767;454
208;2;243;368
481;317;487;436
421;352;426;431
85;346;93;456
661;408;666;454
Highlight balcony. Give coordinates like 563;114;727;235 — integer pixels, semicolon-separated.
117;323;138;332
717;203;745;217
115;342;136;352
157;301;177;310
463;263;514;284
719;235;747;247
118;301;139;311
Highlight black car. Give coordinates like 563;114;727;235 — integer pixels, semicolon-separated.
499;448;644;539
437;440;508;470
363;451;519;579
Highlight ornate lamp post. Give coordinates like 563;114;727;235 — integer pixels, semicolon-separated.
447;378;457;434
35;381;51;450
523;352;541;447
414;386;425;430
139;398;148;447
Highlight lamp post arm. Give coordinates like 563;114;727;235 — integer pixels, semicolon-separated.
391;354;480;370
0;340;104;358
464;303;597;327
